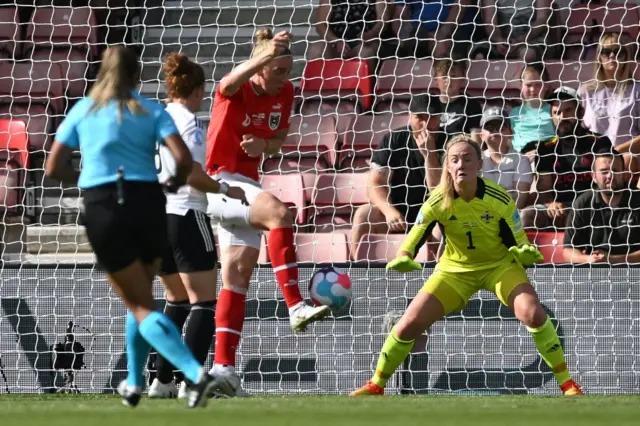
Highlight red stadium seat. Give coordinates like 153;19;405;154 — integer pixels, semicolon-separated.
25;7;98;98
311;173;369;230
0;62;65;152
300;59;374;112
0;7;20;58
375;59;434;112
545;60;597;90
466;60;524;100
354;234;434;263
262;115;337;174
528;231;566;264
0;118;30;213
260;173;307;226
339;113;410;172
294;232;349;263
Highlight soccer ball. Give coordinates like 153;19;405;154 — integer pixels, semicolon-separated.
309;266;352;310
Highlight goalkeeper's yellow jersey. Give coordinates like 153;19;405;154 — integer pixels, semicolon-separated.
400;177;530;272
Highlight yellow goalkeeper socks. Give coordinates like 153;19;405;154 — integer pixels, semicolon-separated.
527;316;571;385
371;327;415;388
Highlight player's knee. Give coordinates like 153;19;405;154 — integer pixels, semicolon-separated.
269;201;293;228
514;295;546;328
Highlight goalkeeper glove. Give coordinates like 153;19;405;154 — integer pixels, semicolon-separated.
386;255;423;273
509;244;544;266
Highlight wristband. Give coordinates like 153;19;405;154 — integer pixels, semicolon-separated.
218;182;229;195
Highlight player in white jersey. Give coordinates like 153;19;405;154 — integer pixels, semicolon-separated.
149;53;246;399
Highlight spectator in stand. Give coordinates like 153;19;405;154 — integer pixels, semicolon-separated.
309;0;391;61
476;0;559;61
579;32;640;151
350;94;442;255
563;149;640;264
434;58;483;147
521;87;613;229
392;0;475;58
479;106;533;209
510;63;555;157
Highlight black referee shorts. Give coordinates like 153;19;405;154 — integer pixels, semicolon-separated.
82;181;168;273
158;209;217;276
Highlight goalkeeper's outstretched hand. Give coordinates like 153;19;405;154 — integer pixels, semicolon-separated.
509;244;544;266
386;255;423;273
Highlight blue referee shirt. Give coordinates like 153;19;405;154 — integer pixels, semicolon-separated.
55;92;179;189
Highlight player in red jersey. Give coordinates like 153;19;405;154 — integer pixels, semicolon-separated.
205;28;331;396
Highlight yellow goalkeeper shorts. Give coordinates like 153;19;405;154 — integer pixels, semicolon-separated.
420;260;530;315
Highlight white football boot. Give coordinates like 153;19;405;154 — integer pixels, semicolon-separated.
117;380;142;407
148;378;178;398
289;303;331;333
209;364;249;398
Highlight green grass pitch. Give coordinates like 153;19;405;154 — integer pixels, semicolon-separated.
2;395;640;426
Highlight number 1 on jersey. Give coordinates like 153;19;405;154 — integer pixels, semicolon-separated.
466;231;476;250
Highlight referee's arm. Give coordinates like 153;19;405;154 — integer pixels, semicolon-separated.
45;141;80;185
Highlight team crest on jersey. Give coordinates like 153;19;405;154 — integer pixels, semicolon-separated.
269;112;282;130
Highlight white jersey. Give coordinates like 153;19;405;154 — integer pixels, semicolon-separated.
159;102;208;215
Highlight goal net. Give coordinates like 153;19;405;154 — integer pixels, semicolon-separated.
0;0;639;395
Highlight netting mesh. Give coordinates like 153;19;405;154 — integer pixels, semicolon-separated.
0;0;639;394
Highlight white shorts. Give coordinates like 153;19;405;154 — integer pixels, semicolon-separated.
207;171;264;249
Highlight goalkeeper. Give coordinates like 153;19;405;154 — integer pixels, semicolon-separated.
351;134;583;397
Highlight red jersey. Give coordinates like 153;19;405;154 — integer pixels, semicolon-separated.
206;79;294;181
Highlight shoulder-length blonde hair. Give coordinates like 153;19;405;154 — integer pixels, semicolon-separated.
583;32;635;95
437;134;483;209
88;45;146;121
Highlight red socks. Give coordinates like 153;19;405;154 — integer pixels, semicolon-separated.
214;288;246;366
267;227;304;308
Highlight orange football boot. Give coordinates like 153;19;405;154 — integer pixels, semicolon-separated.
560;380;584;396
349;380;384;396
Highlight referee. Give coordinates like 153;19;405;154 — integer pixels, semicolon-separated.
45;46;220;408
150;52;246;399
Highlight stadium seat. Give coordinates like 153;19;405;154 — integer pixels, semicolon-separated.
311;173;369;231
299;59;374;113
0;62;65;152
262;115;337;174
0;7;20;59
0;118;29;214
294;232;349;263
545;60;597;90
374;59;434;113
338;113;410;172
354;234;434;263
564;4;640;49
25;7;99;99
466;60;524;100
260;173;307;226
528;231;566;264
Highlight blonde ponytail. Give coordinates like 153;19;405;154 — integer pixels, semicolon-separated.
88;46;146;121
